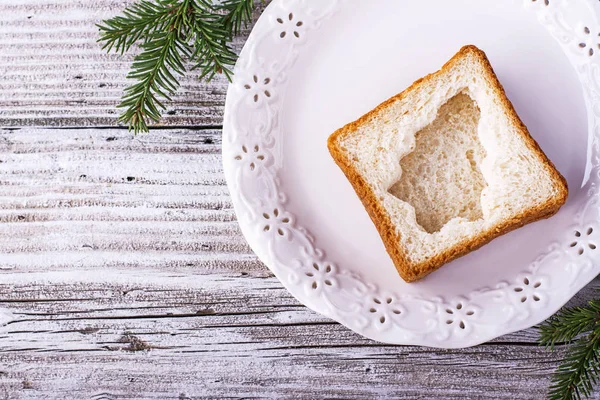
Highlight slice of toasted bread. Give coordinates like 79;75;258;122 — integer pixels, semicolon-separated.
328;45;568;283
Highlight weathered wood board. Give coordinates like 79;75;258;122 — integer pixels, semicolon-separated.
1;0;598;399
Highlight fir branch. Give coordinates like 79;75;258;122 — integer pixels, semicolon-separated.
218;0;256;35
190;0;238;81
540;301;600;349
97;0;259;133
111;0;193;133
548;332;600;400
540;299;600;400
118;30;190;133
97;0;177;55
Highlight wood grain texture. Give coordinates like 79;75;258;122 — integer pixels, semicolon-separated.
1;0;599;398
0;0;255;128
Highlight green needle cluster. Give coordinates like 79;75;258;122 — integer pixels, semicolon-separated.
540;299;600;400
97;0;257;133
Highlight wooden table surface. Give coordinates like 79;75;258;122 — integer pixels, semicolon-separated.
1;1;598;399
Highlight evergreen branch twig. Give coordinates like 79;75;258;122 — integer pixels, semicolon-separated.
97;0;258;133
540;300;600;400
97;0;177;55
540;301;600;349
190;0;238;82
548;333;600;400
218;0;256;35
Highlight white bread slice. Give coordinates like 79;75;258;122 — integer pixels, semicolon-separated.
327;45;568;283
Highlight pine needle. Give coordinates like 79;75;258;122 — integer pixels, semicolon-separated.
540;300;600;400
97;0;258;133
218;0;256;35
540;301;600;349
548;333;600;400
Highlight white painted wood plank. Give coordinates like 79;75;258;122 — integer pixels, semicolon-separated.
0;273;598;399
0;127;257;273
0;347;564;399
0;0;262;128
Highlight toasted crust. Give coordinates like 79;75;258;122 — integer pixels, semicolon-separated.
327;45;568;283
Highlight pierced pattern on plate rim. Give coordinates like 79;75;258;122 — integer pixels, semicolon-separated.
223;0;600;347
277;12;304;39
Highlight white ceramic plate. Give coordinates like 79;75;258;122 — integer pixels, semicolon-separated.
223;0;600;348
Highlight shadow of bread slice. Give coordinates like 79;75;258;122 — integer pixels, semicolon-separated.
327;45;568;283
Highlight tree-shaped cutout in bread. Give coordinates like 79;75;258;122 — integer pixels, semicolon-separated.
328;45;568;283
